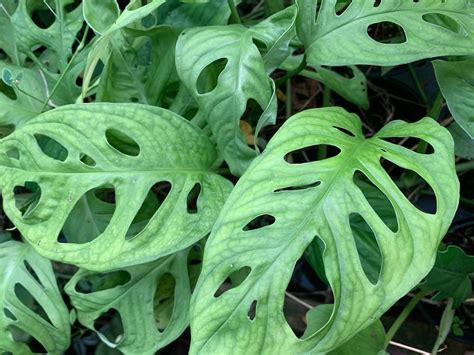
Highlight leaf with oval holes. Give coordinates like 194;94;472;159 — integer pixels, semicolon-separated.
65;249;192;354
0;103;232;271
296;0;474;66
175;6;297;175
190;107;459;354
434;58;474;139
0;241;70;354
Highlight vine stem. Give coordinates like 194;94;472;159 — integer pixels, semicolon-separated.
456;160;474;173
40;26;90;111
227;0;242;24
383;289;430;350
431;298;454;354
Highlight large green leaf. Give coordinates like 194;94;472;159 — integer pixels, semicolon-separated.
65;249;192;354
297;0;474;66
421;246;474;308
190;107;459;353
0;103;232;271
175;6;297;175
434;59;474;139
0;240;70;354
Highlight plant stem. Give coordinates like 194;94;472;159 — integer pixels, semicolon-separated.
228;0;242;24
275;56;307;87
384;290;429;350
286;78;292;117
322;85;331;107
456;160;474;173
40;26;89;111
408;63;428;106
431;298;454;354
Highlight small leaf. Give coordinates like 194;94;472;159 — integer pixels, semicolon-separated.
66;249;191;354
434;59;474;139
421;246;474;308
0;241;70;353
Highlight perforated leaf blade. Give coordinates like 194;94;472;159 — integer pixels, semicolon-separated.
0;103;232;271
175;7;297;175
190;107;459;354
297;0;474;66
65;249;192;354
434;59;474;139
0;241;70;354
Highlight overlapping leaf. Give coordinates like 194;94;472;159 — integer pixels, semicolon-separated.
0;241;70;354
176;6;297;175
190;107;459;354
65;249;194;354
297;0;474;66
434;59;474;138
0;103;232;271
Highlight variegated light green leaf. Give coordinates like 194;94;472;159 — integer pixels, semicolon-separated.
65;249;193;354
434;59;474;138
0;103;232;271
176;6;297;175
297;0;474;66
190;107;459;354
0;241;70;354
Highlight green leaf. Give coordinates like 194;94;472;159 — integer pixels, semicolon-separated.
304;304;385;354
175;7;297;175
83;0;120;34
421;246;474;308
0;103;232;271
65;249;192;354
190;107;459;353
434;59;474;139
297;0;474;66
448;122;474;159
0;241;70;354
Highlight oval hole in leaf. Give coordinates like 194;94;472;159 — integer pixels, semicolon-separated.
196;58;228;95
75;270;131;294
187;183;201;214
23;260;43;287
154;273;176;332
34;134;68;162
243;214;276;231
14;283;52;324
8;325;47;353
13;182;41;217
214;266;251;297
6;148;20;160
0;79;17;99
247;300;257;321
0;125;15;139
79;153;96;166
30;8;55;29
380;136;434;154
94;309;124;345
333;125;355;137
4;307;16;321
284;144;341;164
274;181;321;193
125;181;172;239
188;244;203;290
335;0;352;15
61;186;117;244
380;157;437;214
252;38;267;56
422;13;468;36
353;171;398;233
331;66;355;79
350;213;382;285
105;129;140;157
367;22;407;44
